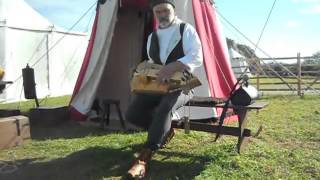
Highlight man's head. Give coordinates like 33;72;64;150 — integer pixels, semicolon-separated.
151;0;176;29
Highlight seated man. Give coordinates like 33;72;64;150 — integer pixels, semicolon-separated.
125;0;203;178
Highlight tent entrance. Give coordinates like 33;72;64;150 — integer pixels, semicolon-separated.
95;7;152;119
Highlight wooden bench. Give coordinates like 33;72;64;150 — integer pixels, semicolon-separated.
171;96;268;153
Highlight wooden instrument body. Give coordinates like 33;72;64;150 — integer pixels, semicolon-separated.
130;62;201;94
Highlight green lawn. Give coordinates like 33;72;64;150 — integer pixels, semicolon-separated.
249;76;320;92
0;95;71;113
0;95;319;180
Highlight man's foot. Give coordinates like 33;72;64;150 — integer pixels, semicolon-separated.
160;128;175;149
127;148;153;179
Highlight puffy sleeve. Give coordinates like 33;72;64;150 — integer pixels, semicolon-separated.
177;24;203;72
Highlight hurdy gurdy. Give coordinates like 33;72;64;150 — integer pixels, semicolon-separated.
130;62;201;94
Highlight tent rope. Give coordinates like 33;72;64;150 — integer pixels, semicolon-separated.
219;12;297;91
216;8;320;93
85;5;97;33
26;34;47;65
2;1;97;99
57;43;83;92
29;1;97;68
254;0;278;52
219;17;292;92
205;34;233;93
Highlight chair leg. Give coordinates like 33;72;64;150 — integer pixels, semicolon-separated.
101;103;110;129
115;102;126;129
100;104;105;129
101;99;126;130
105;104;110;126
236;108;249;153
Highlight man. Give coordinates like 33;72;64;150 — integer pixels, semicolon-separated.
125;0;203;178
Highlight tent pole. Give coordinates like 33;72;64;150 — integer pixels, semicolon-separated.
46;33;50;90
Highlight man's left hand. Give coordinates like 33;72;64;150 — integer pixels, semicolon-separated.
156;62;187;83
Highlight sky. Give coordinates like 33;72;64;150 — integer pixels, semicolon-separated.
214;0;320;58
24;0;320;58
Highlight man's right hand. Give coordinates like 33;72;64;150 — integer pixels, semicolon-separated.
156;61;187;84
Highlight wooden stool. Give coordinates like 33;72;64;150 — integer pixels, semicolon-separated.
101;99;126;129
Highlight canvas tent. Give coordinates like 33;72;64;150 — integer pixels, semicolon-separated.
228;48;252;78
70;0;237;124
0;0;88;102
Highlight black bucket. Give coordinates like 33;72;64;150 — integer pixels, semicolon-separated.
22;64;37;99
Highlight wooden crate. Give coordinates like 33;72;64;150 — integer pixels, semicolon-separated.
0;116;30;150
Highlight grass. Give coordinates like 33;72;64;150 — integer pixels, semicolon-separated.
249;76;320;92
0;95;71;113
0;95;319;179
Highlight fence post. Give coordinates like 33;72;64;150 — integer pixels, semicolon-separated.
256;58;260;91
297;53;302;96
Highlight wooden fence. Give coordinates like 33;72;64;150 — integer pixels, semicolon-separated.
232;53;320;96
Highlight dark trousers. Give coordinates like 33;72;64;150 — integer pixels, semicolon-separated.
125;91;192;151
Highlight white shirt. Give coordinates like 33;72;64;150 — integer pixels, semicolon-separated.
147;18;203;72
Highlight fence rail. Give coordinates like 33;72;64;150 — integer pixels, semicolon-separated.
232;53;320;96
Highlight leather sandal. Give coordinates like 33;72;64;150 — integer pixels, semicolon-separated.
127;148;153;179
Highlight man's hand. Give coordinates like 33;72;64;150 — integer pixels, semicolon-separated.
156;61;187;83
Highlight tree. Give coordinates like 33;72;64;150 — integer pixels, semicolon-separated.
312;51;320;62
226;38;258;59
304;51;320;65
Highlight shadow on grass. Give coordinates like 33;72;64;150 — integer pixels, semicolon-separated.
30;120;140;141
145;150;211;179
0;145;210;180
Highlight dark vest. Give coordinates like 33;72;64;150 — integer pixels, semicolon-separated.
149;23;186;65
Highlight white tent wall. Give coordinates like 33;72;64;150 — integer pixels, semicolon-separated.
1;28;49;101
0;26;5;68
228;48;252;78
0;0;88;102
47;32;88;96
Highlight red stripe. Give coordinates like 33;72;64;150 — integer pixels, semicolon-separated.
192;0;236;98
192;0;238;123
69;106;87;121
153;16;158;31
70;8;100;103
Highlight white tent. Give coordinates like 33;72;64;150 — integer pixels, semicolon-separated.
69;0;237;124
228;48;252;78
0;0;88;102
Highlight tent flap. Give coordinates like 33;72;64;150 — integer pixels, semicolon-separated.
192;0;236;98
